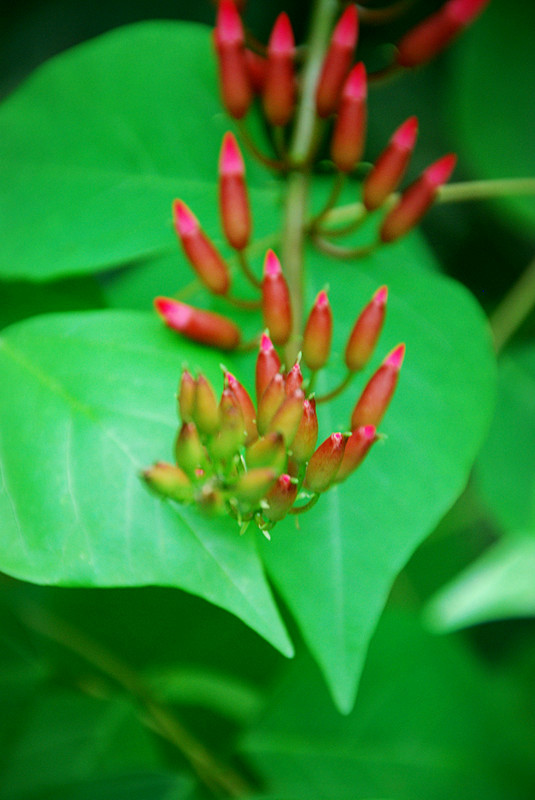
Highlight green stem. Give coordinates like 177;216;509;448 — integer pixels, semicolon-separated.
309;172;346;232
490;254;535;353
289;493;320;514
237;120;286;172
237;250;262;289
315;371;354;403
223;294;262;311
312;234;378;260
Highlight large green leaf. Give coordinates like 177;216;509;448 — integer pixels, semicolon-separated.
261;238;496;711
0;310;292;657
240;611;535;799
452;0;535;235
0;22;274;281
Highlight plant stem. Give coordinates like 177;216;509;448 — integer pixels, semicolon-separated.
238;250;262;288
19;603;253;798
282;0;340;364
309;172;346;232
490;254;535;353
316;371;354;403
237;119;286;171
312;234;378;259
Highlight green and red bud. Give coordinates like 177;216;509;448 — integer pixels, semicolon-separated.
302;290;333;372
267;389;305;446
225;371;258;445
256;333;281;406
335;424;377;483
214;0;252;119
345;285;388;372
290;397;319;463
263;473;298;522
304;432;347;493
263;12;296;127
155;298;241;351
178;370;196;422
142;461;193;503
245;431;287;473
173;200;230;295
315;4;359;118
363;116;418;211
245;49;267;93
175;421;207;476
257;372;286;435
396;0;490;69
330;62;367;174
350;343;405;428
379;153;457;243
261;250;292;347
285;361;303;395
193;373;220;436
219;132;251;251
211;387;246;461
232;467;279;506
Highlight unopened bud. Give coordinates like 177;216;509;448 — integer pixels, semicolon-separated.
316;4;359;118
345;286;388;372
175;422;207;476
245;431;287;473
396;0;490;68
256;333;281;405
363;116;418;211
330;62;367;174
233;467;279;506
196;483;226;515
214;0;252;119
178;370;196;422
257;372;286;435
263;12;296;127
155;298;241;350
267;389;305;446
211;388;245;461
335;425;377;483
379;153;457;243
302;290;333;372
193;373;220;436
261;250;292;347
219;132;251;250
304;432;347;493
245;49;267;93
263;474;298;522
350;343;405;428
285;361;303;395
225;371;258;445
290;397;319;463
173;200;230;295
143;462;192;502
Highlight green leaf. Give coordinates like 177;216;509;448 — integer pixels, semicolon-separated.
0;22;273;281
425;532;535;631
476;343;535;531
452;0;535;235
0;310;292;657
241;611;535;800
261;237;496;711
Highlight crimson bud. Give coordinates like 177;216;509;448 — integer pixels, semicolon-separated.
263;12;296;127
350;343;405;429
255;333;281;406
335;425;377;483
330;62;367;174
345;286;388;372
263;474;298;522
316;4;359;118
214;0;252;119
173;200;230;295
219;133;251;251
304;432;347;493
302;290;333;371
261;250;293;347
155;298;241;351
363;117;419;211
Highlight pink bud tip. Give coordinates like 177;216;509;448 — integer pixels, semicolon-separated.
384;343;405;370
279;473;292;488
362;425;377;440
331;432;344;444
264;249;282;277
154;297;191;327
220;132;244;175
260;332;274;352
269;12;295;54
392;116;419;150
343;62;367;100
216;0;243;45
173;200;198;236
424;153;457;188
333;4;359;47
316;290;329;309
225;371;237;386
373;286;388;306
448;0;490;25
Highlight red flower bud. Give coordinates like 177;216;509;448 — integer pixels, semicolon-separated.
211;387;246;461
379;153;457;243
178;370;196;422
335;424;377;483
304;432;347;493
302;290;333;372
315;4;359;118
256;332;281;405
397;0;490;68
173;200;230;295
263;473;298;522
363;116;419;211
257;372;286;435
232;467;279;506
350;343;405;429
245;431;287;473
225;371;258;445
285;361;303;395
245;49;267;93
290;397;319;463
214;0;252;119
267;389;305;446
155;297;241;350
261;250;293;347
175;422;207;476
330;62;367;174
345;285;388;372
263;12;296;127
193;373;220;436
219;132;251;251
143;461;193;503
